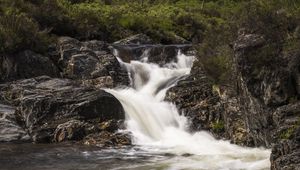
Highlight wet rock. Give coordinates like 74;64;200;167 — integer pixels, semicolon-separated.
0;50;59;82
271;102;300;170
112;44;194;65
166;31;300;150
111;34;194;65
55;37;129;86
166;63;225;138
271;135;300;170
83;131;131;147
0;104;30;142
53;120;93;142
99;119;125;132
81;76;114;89
0;76;125;143
113;34;154;45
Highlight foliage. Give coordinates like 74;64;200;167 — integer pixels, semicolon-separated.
0;0;299;59
210;120;225;133
0;6;50;54
279;118;300;140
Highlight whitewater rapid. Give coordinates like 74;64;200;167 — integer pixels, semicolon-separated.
105;51;270;170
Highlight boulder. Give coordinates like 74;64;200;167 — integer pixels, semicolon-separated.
53;120;94;142
55;37;129;86
0;76;125;143
0;50;59;82
0;104;30;142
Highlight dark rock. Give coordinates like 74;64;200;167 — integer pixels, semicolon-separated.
111;34;194;65
0;50;59;82
99;119;125;132
55;37;129;86
234;33;298;107
83;131;131;147
113;33;190;45
66;53;99;78
271;137;300;170
53;120;94;142
166;31;300;169
167;34;191;44
81;76;114;89
113;34;154;45
0;104;30;142
112;44;194;65
0;76;125;143
166;62;225;138
271;102;300;170
233;33;265;51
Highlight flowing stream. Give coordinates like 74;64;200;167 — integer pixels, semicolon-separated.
0;49;271;170
105;50;271;170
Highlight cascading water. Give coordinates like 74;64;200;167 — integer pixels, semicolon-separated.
106;50;270;170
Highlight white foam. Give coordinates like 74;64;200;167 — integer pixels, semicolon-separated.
105;50;270;170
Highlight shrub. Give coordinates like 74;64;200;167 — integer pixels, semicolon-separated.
0;0;299;57
0;8;50;54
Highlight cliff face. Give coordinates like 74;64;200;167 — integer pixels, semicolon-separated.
166;32;300;169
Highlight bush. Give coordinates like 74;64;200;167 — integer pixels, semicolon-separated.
0;8;50;54
0;0;299;57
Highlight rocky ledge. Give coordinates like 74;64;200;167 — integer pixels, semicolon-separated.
0;34;192;147
166;31;300;169
0;76;131;146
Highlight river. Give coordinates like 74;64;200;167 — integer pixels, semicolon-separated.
0;50;270;170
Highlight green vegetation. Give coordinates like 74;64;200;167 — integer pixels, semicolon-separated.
211;120;225;133
280;127;295;140
1;0;300;84
279;118;300;140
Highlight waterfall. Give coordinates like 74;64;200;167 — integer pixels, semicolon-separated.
105;50;270;170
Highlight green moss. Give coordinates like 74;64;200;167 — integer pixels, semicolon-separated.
279;118;300;139
280;127;295;140
211;120;225;133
